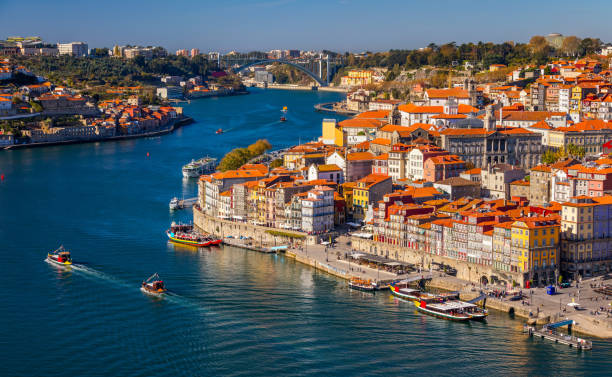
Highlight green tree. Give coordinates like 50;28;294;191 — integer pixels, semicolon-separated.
542;149;558;164
269;158;283;169
561;36;581;57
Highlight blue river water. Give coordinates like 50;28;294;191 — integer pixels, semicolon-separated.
0;88;611;376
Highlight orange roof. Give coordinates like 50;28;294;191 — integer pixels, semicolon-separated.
239;164;269;174
211;169;267;180
347;152;374;161
529;120;553;130
531;165;552;173
510;180;530;186
356;173;391;188
374;153;389;160
426;88;470;99
379;124;411;133
316;164;342;172
370;138;391;146
338;118;384;129
462;168;481;175
355;110;390;119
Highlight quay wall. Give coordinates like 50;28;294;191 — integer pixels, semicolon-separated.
350;237;525;286
193;207;319;246
285;250;350;280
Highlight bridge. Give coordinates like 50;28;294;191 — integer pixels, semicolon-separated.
217;53;343;87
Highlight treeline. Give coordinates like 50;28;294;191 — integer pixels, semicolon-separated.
217;139;272;172
344;36;605;71
10;54;215;88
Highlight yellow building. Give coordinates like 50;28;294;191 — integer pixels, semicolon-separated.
511;217;560;286
321;118;346;147
340;70;374;87
352;174;392;221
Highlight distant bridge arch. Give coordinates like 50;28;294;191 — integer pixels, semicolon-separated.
233;59;327;86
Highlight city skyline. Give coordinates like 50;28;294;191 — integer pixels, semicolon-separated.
1;0;611;53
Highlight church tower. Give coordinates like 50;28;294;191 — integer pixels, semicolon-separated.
484;105;496;131
388;104;401;125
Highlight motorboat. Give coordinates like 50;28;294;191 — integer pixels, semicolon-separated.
280;116;286;122
216;129;224;134
169;197;180;211
141;273;167;296
47;245;72;266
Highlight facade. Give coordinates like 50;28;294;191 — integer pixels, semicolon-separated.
156;86;183;100
307;164;343;184
301;186;334;233
511;217;560;286
58;42;88;57
481;164;526;200
433;177;481;200
352;174;393;221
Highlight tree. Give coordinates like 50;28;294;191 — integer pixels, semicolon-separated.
529;36;549;53
542;149;559;164
561;36;581;56
579;38;602;55
269;158;283;169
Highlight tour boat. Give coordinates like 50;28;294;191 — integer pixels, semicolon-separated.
280;116;286;122
281;106;288;113
216;129;224;134
414;300;476;322
46;245;72;266
182;157;218;178
389;281;459;302
166;222;222;247
348;277;376;292
467;307;489;321
141;273;167;296
169;197;180;211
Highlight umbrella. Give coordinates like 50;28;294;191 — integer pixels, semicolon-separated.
567;302;580;307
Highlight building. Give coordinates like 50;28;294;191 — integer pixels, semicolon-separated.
530;165;552;205
58;42;88;57
422;154;465;183
345;152;375;182
301;186;334;233
199;169;267;217
254;70;274;83
433;177;481;200
340;70;373;87
156;86;183;100
481;164;526;199
511;217;560;286
308;164;343;184
190;48;200;57
441;106;544;169
352;174;393;221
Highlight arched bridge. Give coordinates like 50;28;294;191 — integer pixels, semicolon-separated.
234;59;327;86
218;54;343;87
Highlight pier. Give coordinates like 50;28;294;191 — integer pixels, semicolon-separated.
314;102;359;116
525;320;593;350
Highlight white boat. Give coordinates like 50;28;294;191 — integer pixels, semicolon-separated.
169;197;179;210
182;157;217;178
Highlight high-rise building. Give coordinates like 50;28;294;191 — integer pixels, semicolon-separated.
58;42;88;57
176;49;189;57
190;48;200;57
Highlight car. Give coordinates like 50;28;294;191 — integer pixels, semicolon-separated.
560;282;571;288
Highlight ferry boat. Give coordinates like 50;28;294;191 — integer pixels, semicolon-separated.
182;157;217;178
348;277;376;292
46;245;72;266
166;222;222;247
414;300;480;322
169;197;179;211
389;281;460;302
141;273;167;296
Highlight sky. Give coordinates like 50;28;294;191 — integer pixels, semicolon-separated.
1;0;611;53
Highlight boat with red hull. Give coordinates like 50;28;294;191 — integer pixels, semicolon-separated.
141;273;167;296
166;223;222;247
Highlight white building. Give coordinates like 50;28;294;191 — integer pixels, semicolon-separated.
58;42;88;57
558;86;571;113
308;164;344;184
156;86;183;100
301;186;334;233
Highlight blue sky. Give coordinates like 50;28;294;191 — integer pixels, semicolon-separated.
1;0;610;52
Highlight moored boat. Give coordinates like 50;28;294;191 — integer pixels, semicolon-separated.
348;277;376;292
141;273;167;296
389;281;459;302
169;197;179;210
166;222;222;247
414;300;478;322
46;245;72;266
182;157;217;178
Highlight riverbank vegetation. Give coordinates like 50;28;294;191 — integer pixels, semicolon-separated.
217;139;272;172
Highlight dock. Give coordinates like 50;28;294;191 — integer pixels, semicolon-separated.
171;197;197;210
524;320;593;350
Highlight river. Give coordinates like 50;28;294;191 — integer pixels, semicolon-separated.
0;88;610;376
